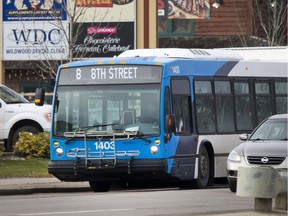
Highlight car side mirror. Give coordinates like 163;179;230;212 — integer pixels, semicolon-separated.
35;88;45;106
239;133;249;141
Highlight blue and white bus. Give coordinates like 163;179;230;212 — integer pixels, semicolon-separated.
36;47;288;192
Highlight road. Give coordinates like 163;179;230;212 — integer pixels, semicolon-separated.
0;186;256;216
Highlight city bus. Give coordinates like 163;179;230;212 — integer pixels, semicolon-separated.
35;47;288;192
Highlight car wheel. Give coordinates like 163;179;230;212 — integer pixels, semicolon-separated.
196;146;210;189
89;181;111;192
228;180;237;193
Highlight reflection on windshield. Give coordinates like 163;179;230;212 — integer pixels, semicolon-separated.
250;119;287;141
53;84;160;137
0;86;28;104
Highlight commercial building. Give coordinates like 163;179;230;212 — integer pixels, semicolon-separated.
0;0;286;99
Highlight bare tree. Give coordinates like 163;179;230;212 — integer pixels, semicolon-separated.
231;0;287;47
23;0;115;80
34;0;90;79
252;0;287;46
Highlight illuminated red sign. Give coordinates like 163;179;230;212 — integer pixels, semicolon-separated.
76;0;113;7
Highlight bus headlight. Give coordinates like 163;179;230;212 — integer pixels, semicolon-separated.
150;145;159;154
55;147;64;157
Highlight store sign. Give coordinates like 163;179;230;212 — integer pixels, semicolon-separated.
76;0;113;7
158;0;210;19
76;0;135;22
3;22;69;60
73;22;134;58
3;0;67;21
158;0;168;17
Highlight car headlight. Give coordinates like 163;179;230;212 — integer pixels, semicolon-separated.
228;150;241;162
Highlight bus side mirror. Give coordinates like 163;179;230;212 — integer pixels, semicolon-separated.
35;88;45;106
165;114;176;135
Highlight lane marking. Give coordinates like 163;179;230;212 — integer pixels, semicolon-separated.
18;208;134;216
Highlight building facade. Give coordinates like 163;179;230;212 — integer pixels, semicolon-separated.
0;0;287;100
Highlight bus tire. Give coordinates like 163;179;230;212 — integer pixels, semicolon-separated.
8;125;40;151
89;181;111;192
196;146;210;189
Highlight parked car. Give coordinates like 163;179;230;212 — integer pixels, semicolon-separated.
227;114;288;192
0;85;52;151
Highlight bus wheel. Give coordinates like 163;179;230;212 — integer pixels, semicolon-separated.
196;146;210;189
8;125;40;151
89;181;111;192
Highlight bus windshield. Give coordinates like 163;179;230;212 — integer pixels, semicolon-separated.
53;84;160;137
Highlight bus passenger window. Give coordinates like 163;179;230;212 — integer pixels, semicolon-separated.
164;86;171;133
171;78;192;134
255;81;272;124
234;81;253;131
173;96;191;133
194;80;216;133
275;81;287;114
215;80;235;133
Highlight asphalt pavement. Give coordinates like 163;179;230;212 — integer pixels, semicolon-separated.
0;177;286;216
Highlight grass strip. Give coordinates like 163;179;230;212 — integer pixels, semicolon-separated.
0;158;52;178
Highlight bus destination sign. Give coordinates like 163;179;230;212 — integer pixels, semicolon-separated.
58;65;162;85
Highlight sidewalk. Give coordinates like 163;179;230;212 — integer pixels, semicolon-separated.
0;177;91;195
0;177;286;215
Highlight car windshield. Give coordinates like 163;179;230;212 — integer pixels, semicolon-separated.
0;85;28;104
53;84;160;137
250;118;288;141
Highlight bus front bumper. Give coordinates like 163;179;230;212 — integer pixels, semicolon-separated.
48;159;169;182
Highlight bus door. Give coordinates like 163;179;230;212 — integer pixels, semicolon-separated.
164;77;197;180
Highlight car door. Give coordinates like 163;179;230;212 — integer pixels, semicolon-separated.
0;98;5;139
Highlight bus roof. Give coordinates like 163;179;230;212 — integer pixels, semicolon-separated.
118;48;243;61
119;47;288;62
222;46;288;62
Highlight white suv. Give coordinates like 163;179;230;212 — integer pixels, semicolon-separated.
227;114;288;192
0;85;52;151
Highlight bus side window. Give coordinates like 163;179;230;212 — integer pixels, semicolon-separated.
164;86;171;133
194;80;216;133
215;80;235;133
171;78;192;134
234;81;253;131
275;80;287;114
255;81;272;124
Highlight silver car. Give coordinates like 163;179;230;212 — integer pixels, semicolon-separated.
227;114;288;192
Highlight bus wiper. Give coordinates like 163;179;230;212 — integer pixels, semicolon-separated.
65;124;119;144
65;136;76;144
86;123;118;131
134;131;151;143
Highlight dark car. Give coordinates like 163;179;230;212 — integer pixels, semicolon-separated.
226;114;288;192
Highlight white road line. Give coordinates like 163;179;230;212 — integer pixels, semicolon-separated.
18;208;134;216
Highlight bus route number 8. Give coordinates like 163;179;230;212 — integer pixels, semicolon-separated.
76;68;81;80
